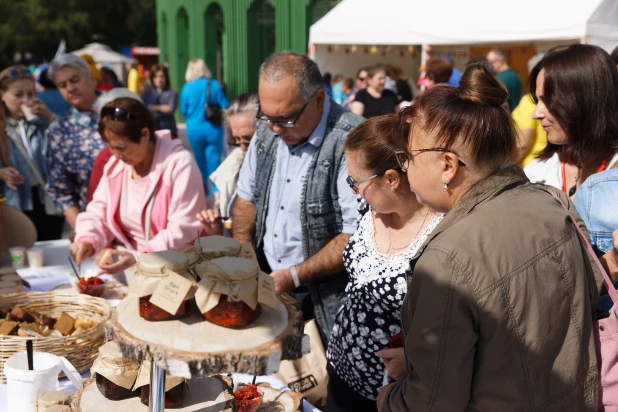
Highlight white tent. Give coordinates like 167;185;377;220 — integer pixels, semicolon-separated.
71;43;136;82
309;0;618;81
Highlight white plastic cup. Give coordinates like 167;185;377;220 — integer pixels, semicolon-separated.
26;247;44;268
20;104;37;122
9;246;26;268
4;351;83;412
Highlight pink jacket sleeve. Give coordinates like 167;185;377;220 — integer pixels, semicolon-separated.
74;169;115;254
140;152;207;253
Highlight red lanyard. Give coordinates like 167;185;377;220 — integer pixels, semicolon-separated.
561;153;611;194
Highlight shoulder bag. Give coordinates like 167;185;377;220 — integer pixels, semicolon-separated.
204;79;223;125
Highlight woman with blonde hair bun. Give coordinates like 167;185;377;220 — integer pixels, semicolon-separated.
377;63;601;411
180;58;229;196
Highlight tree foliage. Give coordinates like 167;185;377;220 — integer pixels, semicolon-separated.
0;0;156;67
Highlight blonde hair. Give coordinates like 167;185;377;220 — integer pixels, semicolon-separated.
185;58;212;83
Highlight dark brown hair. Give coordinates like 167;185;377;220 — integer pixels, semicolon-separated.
345;114;408;177
0;66;36;166
529;44;618;165
426;59;453;85
397;63;515;170
611;45;618;66
149;64;171;89
98;98;155;144
366;65;386;79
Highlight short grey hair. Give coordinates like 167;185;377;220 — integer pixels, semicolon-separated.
94;88;142;115
185;58;212;82
259;52;323;101
223;92;259;145
48;54;92;81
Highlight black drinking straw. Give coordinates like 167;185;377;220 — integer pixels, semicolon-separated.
252;374;257;385
26;340;33;370
68;256;81;280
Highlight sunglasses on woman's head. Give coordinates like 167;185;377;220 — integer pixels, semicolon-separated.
0;69;33;81
101;106;135;121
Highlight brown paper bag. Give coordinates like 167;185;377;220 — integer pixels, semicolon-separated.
272;319;328;407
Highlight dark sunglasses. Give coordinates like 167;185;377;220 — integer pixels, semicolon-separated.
101;106;135;121
2;69;33;80
357;76;366;81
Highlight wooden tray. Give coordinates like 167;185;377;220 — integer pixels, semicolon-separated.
71;375;235;411
0;291;111;383
106;293;306;378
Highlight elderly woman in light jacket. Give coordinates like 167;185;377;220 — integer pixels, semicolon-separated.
378;64;601;411
197;92;258;235
71;96;206;273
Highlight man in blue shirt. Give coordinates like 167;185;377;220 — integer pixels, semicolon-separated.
234;52;363;343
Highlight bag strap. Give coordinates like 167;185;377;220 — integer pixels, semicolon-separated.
144;190;156;242
204;78;211;108
547;190;618;304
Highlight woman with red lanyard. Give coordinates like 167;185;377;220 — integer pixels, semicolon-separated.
524;44;618;195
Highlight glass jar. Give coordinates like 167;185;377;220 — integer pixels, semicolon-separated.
140;382;185;407
197;257;264;329
130;250;196;322
91;342;140;401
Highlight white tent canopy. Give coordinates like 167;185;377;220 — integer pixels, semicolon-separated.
71;43;136;83
309;0;618;51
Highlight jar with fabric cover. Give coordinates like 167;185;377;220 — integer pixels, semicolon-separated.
129;250;197;321
194;257;263;328
133;360;187;407
183;235;243;269
90;341;140;400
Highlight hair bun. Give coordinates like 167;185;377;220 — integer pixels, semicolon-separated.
457;64;508;107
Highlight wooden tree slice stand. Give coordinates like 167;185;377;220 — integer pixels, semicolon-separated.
106;293;306;378
71;375;235;412
240;382;304;412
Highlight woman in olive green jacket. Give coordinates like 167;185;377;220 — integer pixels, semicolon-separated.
378;64;602;412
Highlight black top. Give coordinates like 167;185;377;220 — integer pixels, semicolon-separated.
354;89;399;118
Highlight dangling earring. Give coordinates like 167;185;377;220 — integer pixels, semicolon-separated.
443;183;448;189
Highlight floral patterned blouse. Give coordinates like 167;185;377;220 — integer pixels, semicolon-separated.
45;108;105;213
326;200;444;400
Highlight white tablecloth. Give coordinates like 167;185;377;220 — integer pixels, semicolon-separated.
0;240;321;412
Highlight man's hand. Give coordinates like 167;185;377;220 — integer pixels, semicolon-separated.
70;241;94;265
376;348;407;381
97;250;136;275
0;167;24;190
196;209;223;236
377;383;394;412
270;268;295;293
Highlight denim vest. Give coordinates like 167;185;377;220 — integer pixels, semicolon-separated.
253;101;363;342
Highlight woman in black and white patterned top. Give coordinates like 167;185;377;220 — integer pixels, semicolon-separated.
325;115;444;412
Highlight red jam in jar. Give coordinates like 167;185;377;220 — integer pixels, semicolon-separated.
234;385;263;412
95;372;135;401
138;295;191;321
78;276;105;297
140;383;185;407
203;295;262;328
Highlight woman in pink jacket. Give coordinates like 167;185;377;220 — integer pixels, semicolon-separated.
70;97;206;273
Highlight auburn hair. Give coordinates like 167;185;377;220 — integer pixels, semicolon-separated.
345;114;407;179
426;59;453;85
98;98;155;143
397;63;515;170
529;44;618;165
149;64;171;89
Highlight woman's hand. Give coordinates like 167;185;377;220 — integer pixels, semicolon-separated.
196;209;223;236
0;167;24;190
70;241;94;265
26;98;55;123
376;347;408;381
97;250;136;275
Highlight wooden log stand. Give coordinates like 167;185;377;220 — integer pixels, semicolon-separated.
103;293;307;411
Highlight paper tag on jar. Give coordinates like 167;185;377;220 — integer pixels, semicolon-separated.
149;272;193;315
257;272;277;309
239;243;259;263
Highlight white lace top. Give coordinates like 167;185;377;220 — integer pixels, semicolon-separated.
326;200;444;400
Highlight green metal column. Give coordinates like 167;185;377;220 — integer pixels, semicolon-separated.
223;0;253;98
290;0;311;54
273;0;291;51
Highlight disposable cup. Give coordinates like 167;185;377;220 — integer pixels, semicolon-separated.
27;247;44;268
9;246;26;268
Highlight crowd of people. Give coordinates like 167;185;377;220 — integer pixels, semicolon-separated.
2;42;618;412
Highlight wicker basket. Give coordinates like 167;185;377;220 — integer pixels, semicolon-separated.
0;291;112;383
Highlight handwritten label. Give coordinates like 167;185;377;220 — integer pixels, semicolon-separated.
239;243;259;263
257;272;278;309
149;272;193;315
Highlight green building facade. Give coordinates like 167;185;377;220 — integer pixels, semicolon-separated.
156;0;339;100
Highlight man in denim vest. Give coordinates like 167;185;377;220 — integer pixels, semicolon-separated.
234;52;363;343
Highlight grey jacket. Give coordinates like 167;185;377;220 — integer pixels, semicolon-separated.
384;166;601;412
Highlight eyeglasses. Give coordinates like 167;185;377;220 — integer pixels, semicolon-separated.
256;91;317;128
231;140;251;148
346;171;385;191
395;149;467;172
357;77;366;81
101;106;135;121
